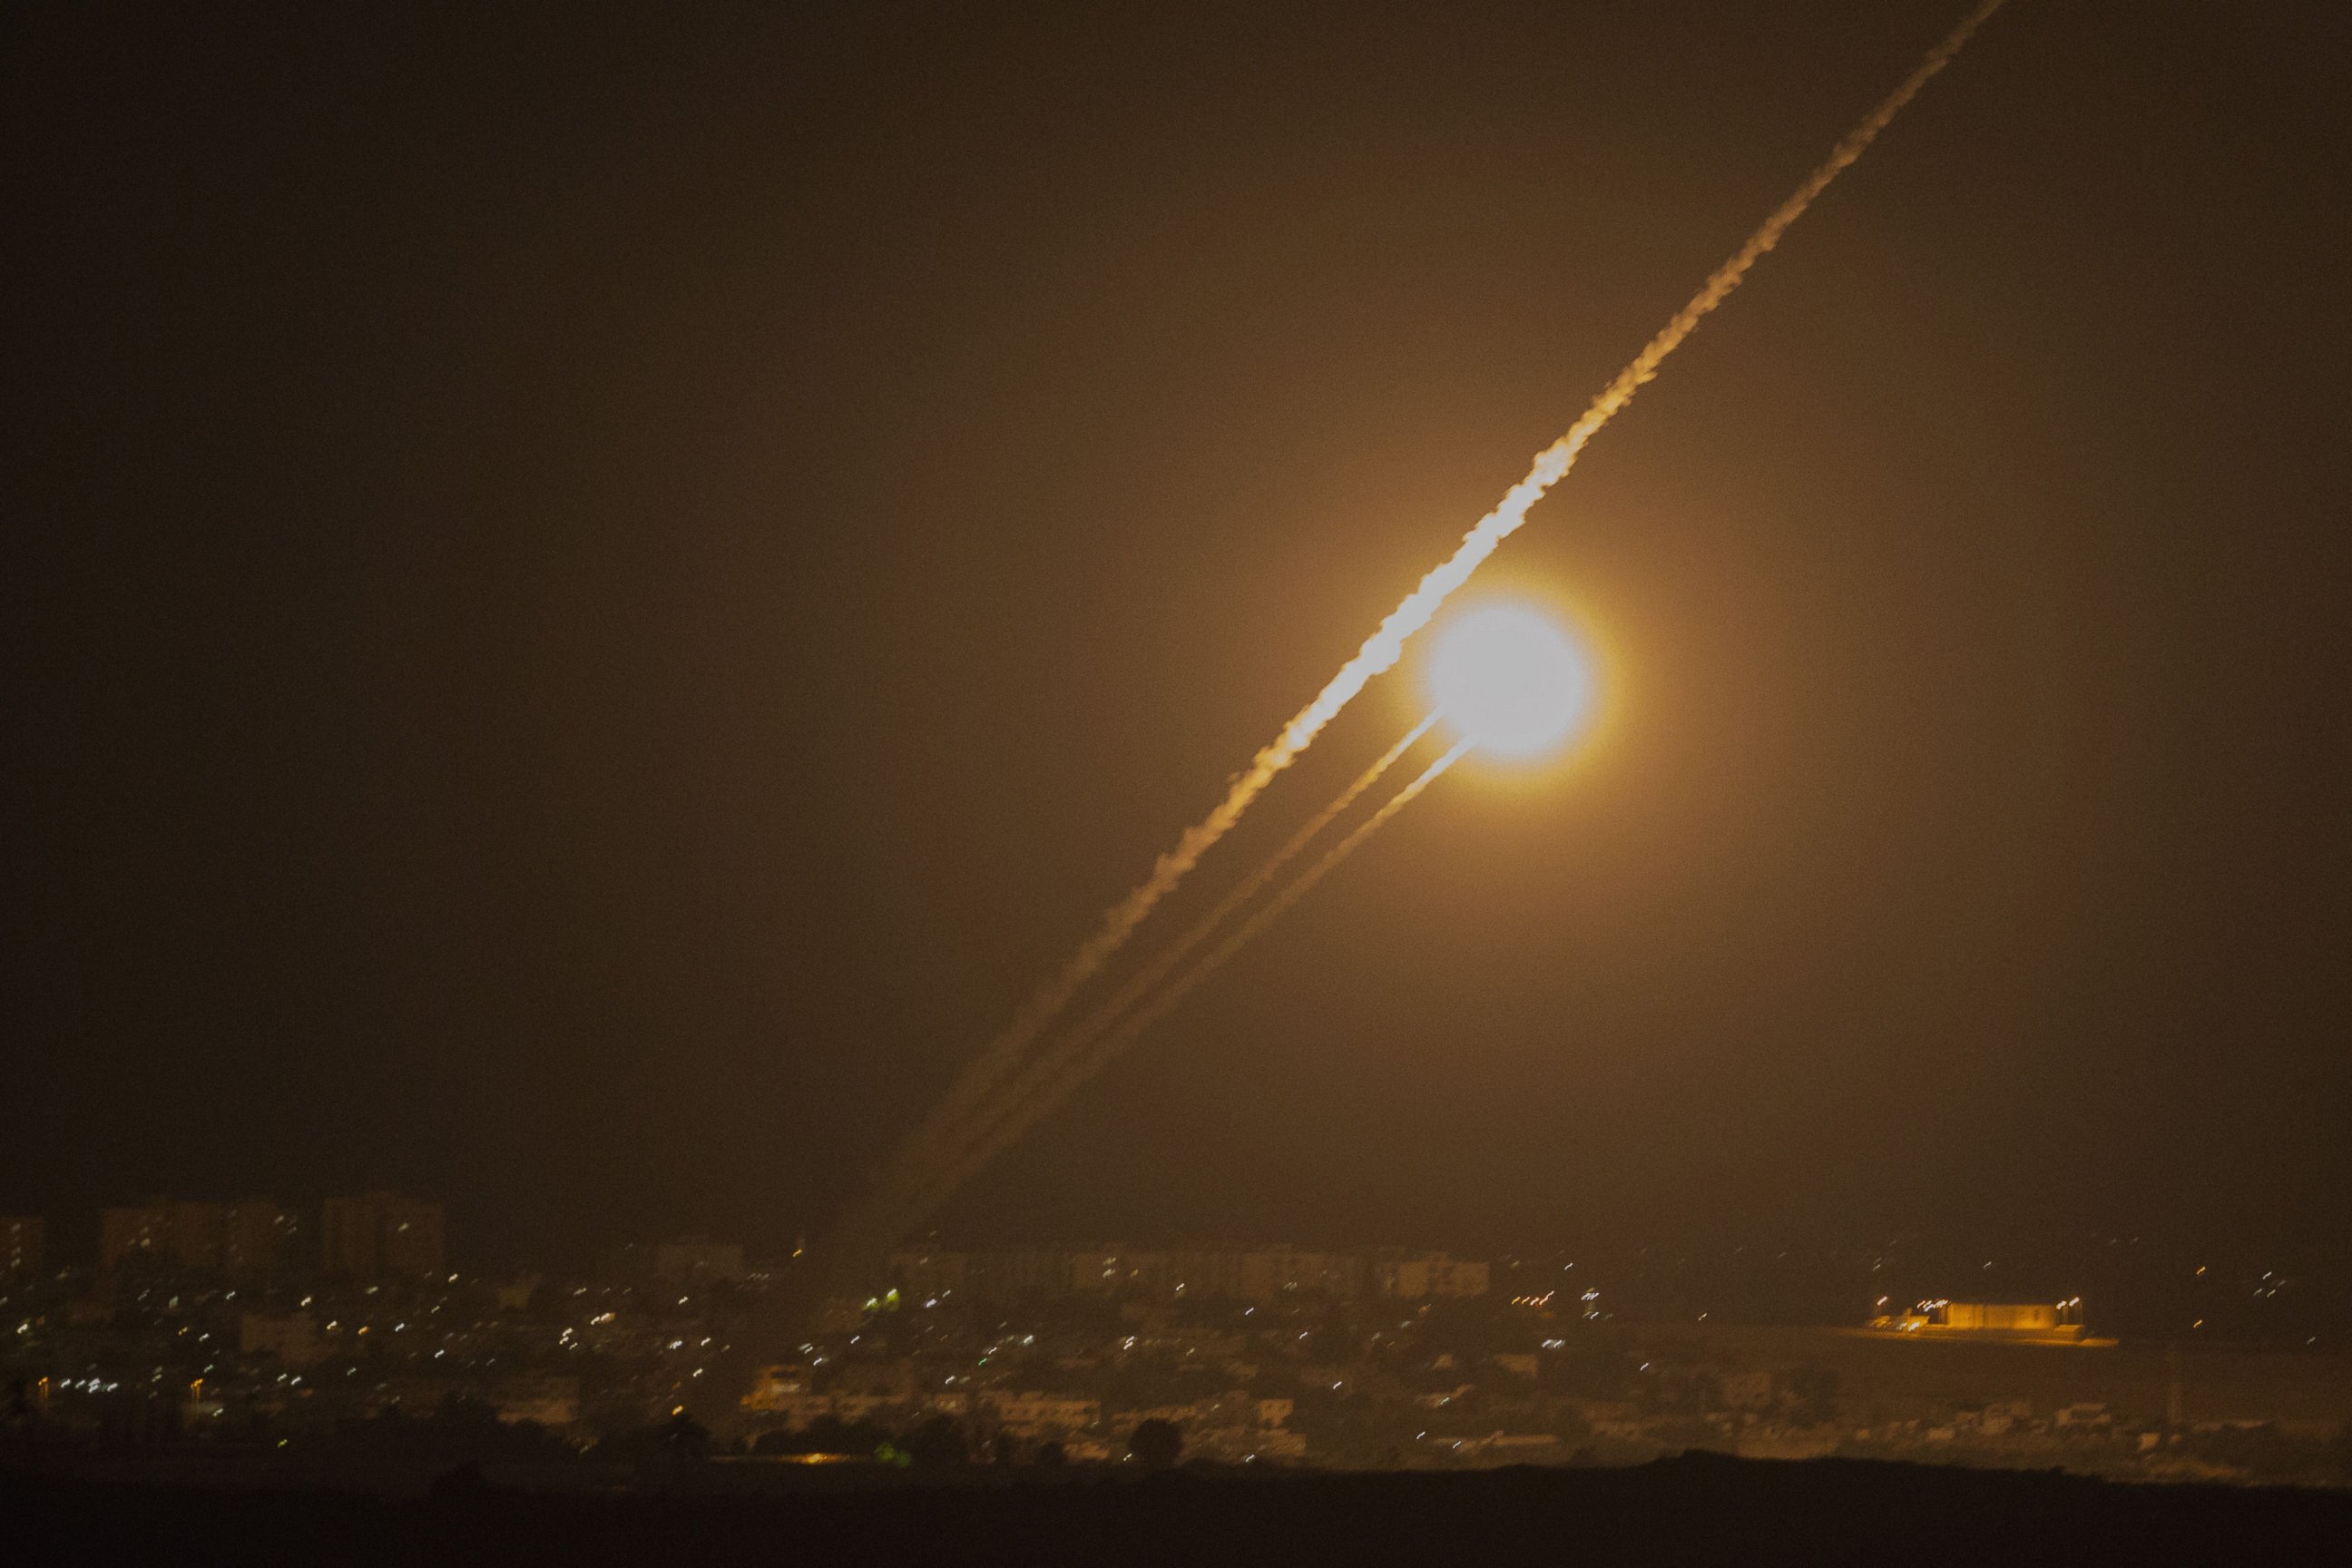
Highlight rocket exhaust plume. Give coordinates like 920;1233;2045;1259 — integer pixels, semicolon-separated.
887;0;2005;1168
892;740;1474;1237
850;715;1443;1250
819;0;2007;1283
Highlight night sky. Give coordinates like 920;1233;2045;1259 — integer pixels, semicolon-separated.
10;1;2348;1269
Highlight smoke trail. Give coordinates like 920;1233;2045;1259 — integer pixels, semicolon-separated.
849;715;1443;1252
892;740;1474;1239
879;0;2006;1194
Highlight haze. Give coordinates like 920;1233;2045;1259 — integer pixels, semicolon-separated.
9;0;2347;1270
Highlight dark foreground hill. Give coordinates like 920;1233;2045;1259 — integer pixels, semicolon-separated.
6;1454;2347;1566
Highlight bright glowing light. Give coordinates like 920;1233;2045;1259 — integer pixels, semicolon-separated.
1427;603;1592;760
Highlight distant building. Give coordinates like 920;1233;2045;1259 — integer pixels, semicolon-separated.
834;1359;917;1398
321;1192;445;1279
1870;1298;2092;1343
221;1200;299;1277
1087;1247;1367;1303
740;1387;910;1426
240;1312;323;1367
98;1198;294;1277
653;1237;745;1284
975;1390;1101;1436
1231;1249;1365;1303
743;1363;813;1405
1;1214;40;1277
888;1248;972;1299
886;1245;1480;1306
1375;1252;1491;1300
892;1246;1367;1305
99;1201;183;1269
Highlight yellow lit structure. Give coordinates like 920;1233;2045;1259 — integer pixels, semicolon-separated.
1866;1297;2103;1345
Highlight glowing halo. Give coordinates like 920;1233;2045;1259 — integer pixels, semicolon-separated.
1426;602;1594;760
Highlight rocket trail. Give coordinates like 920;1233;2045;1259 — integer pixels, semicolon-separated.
817;1;2011;1289
877;0;2008;1195
891;740;1473;1240
849;715;1442;1252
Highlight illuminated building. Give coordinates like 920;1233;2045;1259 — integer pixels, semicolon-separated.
1868;1298;2093;1343
96;1198;294;1277
321;1191;446;1279
99;1201;190;1269
1;1214;40;1277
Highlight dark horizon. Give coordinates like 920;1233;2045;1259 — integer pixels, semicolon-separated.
11;1;2350;1269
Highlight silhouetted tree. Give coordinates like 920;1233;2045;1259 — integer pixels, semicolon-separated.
903;1413;968;1467
589;1412;709;1464
432;1393;505;1436
1033;1438;1067;1467
663;1410;711;1459
428;1459;491;1501
330;1396;573;1465
757;1414;895;1457
799;1415;856;1452
1129;1418;1182;1468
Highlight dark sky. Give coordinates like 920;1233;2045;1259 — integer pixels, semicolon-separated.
9;1;2348;1268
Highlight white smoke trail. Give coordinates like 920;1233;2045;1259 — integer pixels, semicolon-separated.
878;0;2007;1199
849;714;1442;1251
891;740;1474;1238
811;3;2012;1298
